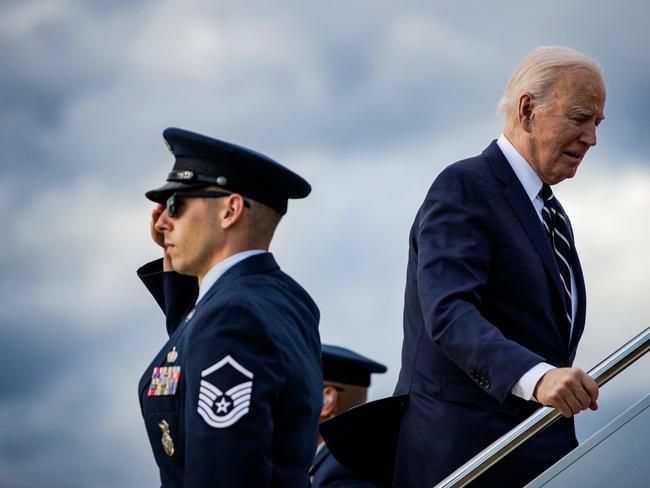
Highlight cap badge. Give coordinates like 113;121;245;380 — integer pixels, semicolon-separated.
158;420;175;456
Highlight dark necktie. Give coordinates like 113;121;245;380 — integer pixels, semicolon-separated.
540;184;573;327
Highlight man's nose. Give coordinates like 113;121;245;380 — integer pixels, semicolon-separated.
580;123;598;147
155;208;172;232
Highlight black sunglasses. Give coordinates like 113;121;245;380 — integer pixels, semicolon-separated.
166;191;251;218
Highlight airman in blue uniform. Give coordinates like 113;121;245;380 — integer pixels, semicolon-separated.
137;128;321;487
311;345;386;488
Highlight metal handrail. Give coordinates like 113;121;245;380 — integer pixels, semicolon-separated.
433;327;650;488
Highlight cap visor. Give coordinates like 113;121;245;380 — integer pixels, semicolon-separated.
145;181;206;203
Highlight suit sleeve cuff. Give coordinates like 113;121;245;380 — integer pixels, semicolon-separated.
510;362;554;401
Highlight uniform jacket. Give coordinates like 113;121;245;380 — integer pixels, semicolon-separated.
137;252;322;487
391;141;587;487
310;444;384;488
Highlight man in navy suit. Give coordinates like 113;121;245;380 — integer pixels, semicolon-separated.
391;46;606;487
311;345;386;488
137;128;321;487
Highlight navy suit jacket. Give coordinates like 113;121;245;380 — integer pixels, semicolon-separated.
311;444;384;488
137;253;322;487
392;141;586;487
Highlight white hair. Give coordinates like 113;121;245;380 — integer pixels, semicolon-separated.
497;46;603;116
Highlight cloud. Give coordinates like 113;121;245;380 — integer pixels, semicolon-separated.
0;175;153;326
2;0;649;485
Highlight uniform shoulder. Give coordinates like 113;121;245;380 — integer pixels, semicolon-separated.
230;267;319;316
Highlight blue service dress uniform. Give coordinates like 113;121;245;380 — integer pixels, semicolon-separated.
310;444;384;488
137;252;322;487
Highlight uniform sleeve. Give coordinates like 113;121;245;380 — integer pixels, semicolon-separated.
417;165;544;402
182;302;284;487
320;476;385;487
318;462;385;488
137;258;198;336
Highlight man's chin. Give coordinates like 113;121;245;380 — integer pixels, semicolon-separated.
564;165;580;180
547;166;579;185
170;259;188;275
172;263;200;278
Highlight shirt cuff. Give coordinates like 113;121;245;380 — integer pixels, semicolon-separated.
510;362;555;401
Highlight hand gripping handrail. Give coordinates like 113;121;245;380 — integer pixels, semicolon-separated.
433;327;650;488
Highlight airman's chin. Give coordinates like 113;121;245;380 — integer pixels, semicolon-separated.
172;261;200;278
169;258;186;275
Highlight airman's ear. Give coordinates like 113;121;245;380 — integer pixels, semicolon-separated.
219;193;246;229
320;386;339;420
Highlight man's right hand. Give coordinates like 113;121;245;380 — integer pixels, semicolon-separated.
534;367;599;418
150;204;165;248
151;204;174;271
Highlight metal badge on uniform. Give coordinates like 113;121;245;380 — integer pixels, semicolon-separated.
185;308;195;322
159;420;174;456
148;366;181;396
197;355;254;429
167;346;178;363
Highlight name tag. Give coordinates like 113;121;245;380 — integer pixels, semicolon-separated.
148;366;181;396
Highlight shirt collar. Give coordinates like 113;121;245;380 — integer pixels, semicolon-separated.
196;249;267;303
496;133;543;203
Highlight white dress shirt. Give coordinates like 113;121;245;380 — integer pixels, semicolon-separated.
196;249;267;304
497;134;577;401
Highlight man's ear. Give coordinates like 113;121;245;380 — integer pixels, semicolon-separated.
219;193;246;229
320;386;339;420
518;92;535;132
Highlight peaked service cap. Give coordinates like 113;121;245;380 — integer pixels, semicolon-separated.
322;344;387;388
145;127;311;215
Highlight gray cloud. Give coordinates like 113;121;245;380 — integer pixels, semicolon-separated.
5;0;648;184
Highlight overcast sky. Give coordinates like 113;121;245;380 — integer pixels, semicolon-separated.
2;1;649;486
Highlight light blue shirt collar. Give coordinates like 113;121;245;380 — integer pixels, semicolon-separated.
196;249;267;304
496;134;577;332
496;134;543;205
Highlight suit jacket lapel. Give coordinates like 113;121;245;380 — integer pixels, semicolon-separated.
547;190;587;355
557;202;587;354
569;248;586;354
310;444;330;476
483;142;567;319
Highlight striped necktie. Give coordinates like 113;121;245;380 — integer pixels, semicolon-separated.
540;184;573;327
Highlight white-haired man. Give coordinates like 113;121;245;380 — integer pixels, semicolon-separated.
387;46;606;487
